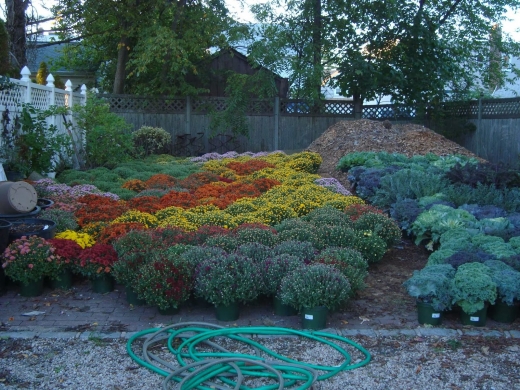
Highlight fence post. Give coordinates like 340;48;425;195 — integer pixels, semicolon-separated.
46;74;56;129
80;84;87;105
186;96;191;134
20;66;31;104
274;96;279;151
65;80;73;109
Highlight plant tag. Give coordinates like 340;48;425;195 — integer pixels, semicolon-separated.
431;313;440;318
43;225;49;230
304;314;313;320
470;316;479;322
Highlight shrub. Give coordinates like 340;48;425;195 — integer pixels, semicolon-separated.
353;212;402;247
75;243;118;278
179;246;227;274
272;240;316;262
204;235;240;252
314;247;368;295
276;227;320;247
344;203;385;222
132;126;172;156
350;231;388;263
73;94;134;169
315;225;357;250
301;205;353;228
235;227;277;247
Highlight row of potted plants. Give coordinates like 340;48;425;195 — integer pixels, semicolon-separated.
339;151;520;326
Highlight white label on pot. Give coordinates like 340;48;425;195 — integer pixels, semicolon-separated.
470;316;480;322
305;314;313;320
43;225;49;230
431;313;440;318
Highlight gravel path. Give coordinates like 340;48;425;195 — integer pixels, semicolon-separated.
1;331;519;389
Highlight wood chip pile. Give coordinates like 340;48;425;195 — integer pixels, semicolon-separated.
307;119;482;188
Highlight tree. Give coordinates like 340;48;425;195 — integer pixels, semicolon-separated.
35;60;48;84
0;18;9;74
5;0;30;70
51;0;239;94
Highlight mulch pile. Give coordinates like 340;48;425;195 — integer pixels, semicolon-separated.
307;119;483;187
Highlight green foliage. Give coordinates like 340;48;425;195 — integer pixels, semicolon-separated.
450;262;496;315
0;19;9;76
276;227;320;248
40;208;78;233
13;104;73;175
426;249;457;266
280;264;351;311
179;246;227;272
508;236;520;254
132;126;172;157
371;169;450;210
315;225;357;250
353;212;402;247
273;240;316;262
403;264;456;311
484;260;520;305
301;205;353;228
204;235;240;253
194;253;262;306
73;94;134;169
261;254;305;296
235;228;277;247
235;243;271;263
350;231;388;264
314;247;368;296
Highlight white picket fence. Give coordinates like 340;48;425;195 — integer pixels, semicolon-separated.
0;66;88;169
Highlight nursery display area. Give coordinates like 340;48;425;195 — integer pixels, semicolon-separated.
1;121;519;329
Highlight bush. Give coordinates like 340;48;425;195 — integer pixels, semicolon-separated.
314;247;368;295
132;126;172;156
353;212;402;247
301;205;353;228
315;225;357;250
204;235;240;252
235;243;271;262
235;227;277;247
39;208;78;233
73;94;134;169
261;254;305;296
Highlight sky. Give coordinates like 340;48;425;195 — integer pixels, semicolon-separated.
30;0;519;40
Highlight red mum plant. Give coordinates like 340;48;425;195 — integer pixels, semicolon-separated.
75;194;128;227
226;160;275;175
178;172;220;191
159;191;198;209
122;179;148;192
343;203;386;221
75;243;118;278
252;177;281;192
97;222;146;245
193;183;226;201
48;238;83;267
145;174;178;190
127;196;164;214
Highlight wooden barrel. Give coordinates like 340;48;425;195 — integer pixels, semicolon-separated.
0;181;38;214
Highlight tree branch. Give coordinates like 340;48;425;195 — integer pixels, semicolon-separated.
439;0;463;26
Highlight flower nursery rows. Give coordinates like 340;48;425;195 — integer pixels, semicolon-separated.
2;151;402;326
339;151;520;325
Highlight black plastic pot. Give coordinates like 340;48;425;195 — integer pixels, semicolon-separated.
37;198;54;211
0;219;12;253
0;206;42;221
8;218;57;243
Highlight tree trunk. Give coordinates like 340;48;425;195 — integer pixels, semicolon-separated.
113;35;129;94
5;0;29;70
353;92;363;119
311;0;322;98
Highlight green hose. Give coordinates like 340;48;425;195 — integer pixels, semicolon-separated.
127;322;371;390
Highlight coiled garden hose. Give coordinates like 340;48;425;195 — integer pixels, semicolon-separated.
127;322;371;390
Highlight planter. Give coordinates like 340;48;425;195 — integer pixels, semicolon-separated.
0;268;5;293
416;301;443;325
0;181;37;214
0;206;41;221
19;278;45;297
50;269;73;290
273;296;297;316
158;306;180;315
301;306;328;330
489;299;519;324
4;171;25;181
215;302;240;321
90;273;114;294
460;305;488;327
37;198;54;211
0;219;12;253
125;285;146;306
8;218;57;243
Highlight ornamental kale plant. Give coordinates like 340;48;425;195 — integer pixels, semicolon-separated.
484;260;520;305
389;198;423;232
403;264;455;311
450;262;496;315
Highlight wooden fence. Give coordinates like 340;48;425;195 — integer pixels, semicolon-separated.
104;95;520;165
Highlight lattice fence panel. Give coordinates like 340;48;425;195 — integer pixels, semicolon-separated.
55;92;66;107
280;100;311;115
481;99;520;118
0;85;24;109
192;98;228;113
30;87;50;110
323;101;354;116
72;94;83;106
247;99;273;115
104;95;185;113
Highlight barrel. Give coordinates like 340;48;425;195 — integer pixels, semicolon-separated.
0;181;38;214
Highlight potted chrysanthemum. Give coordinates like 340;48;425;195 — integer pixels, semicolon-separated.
279;263;351;330
2;235;61;296
75;243;118;293
194;253;262;321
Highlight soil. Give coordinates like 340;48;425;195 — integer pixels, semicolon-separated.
9;222;48;235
